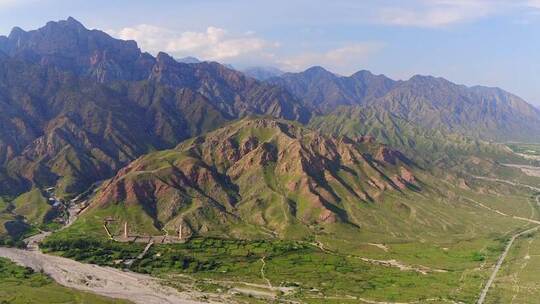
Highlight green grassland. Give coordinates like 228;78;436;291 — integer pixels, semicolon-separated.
0;196;32;245
0;257;131;304
0;189;59;244
12;188;52;225
486;230;540;303
41;186;540;303
507;143;540;156
40;233;512;303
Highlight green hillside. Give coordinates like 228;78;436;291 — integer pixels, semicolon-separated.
49;117;538;245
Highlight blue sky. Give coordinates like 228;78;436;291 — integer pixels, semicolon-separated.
1;0;540;105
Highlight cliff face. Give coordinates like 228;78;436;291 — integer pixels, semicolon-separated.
89;118;420;237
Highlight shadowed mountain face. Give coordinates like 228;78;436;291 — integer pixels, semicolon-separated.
268;67;540;142
0;18;309;196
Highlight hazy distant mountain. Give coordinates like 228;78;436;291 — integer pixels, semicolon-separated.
371;75;540;142
267;66;396;112
269;66;540;142
176;56;201;64
242;66;284;80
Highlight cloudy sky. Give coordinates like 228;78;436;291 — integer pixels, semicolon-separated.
1;0;540;105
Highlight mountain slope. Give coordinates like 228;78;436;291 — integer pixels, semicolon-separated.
79;117;423;239
0;17;153;83
369;75;540;142
309;106;520;168
0;17;309;124
58;117;534;245
0;19;309;198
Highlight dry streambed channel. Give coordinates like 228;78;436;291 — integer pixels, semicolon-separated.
0;247;205;304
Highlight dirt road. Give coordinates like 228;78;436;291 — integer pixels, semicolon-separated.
476;225;539;304
470;175;540;303
471;172;540;304
503;164;540;178
472;175;540;192
0;247;206;304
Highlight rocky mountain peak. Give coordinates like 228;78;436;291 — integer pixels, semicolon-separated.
7;26;26;40
302;65;335;78
156;51;177;64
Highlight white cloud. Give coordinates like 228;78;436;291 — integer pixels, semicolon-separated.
376;0;540;28
0;0;34;10
278;43;384;75
527;0;540;8
377;0;495;27
109;24;384;74
0;0;19;5
108;24;277;61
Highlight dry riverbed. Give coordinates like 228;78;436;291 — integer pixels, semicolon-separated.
0;247;208;304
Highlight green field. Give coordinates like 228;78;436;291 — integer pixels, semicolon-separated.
38;175;540;303
486;230;540;303
42;197;538;304
507;143;540;157
0;257;131;304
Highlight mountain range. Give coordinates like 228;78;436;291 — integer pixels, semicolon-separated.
268;66;540;142
0;18;308;198
0;18;539;240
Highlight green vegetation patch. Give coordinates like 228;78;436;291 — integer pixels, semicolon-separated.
507;143;540;156
13;188;52;225
41;236;506;303
41;237;144;266
0;257;131;304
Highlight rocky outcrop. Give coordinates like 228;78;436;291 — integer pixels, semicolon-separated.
375;146;410;165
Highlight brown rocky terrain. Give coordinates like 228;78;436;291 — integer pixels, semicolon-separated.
88;118;421;238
